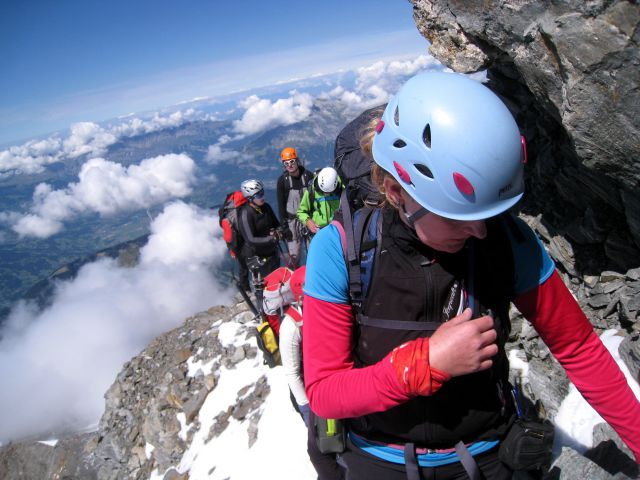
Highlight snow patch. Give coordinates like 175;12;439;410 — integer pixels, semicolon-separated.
38;439;58;447
145;442;155;460
187;357;216;378
553;329;640;457
508;348;529;379
177;412;190;442
217;321;245;347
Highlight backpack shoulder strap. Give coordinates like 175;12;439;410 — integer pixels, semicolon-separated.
286;305;303;324
334;193;381;309
335;204;441;332
330;219;347;258
303;169;312;187
309;188;316;215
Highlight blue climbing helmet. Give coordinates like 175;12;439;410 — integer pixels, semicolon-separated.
372;71;526;221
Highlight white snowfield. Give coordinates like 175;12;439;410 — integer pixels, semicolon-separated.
150;316;316;480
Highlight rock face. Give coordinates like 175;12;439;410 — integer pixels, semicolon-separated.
411;0;640;273
0;434;99;480
91;301;258;480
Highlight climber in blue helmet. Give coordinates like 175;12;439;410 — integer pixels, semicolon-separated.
302;71;640;479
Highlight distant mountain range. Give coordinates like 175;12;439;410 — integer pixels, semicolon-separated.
0;96;355;316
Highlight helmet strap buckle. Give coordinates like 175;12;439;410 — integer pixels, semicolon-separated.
402;205;429;229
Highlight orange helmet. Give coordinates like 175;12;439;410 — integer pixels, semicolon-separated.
280;147;298;162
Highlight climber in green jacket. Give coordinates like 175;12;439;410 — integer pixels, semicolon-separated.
296;167;343;235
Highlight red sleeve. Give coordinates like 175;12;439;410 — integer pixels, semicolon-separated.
302;294;411;419
515;270;640;462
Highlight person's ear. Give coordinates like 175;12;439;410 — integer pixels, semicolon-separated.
383;176;404;207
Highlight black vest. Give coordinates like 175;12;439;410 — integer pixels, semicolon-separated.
348;207;515;448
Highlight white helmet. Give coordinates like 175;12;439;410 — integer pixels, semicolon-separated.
241;179;264;199
317;167;339;193
372;72;525;221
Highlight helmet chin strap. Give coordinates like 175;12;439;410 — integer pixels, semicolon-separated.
401;204;429;229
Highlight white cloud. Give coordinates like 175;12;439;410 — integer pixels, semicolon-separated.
62;122;117;158
141;202;220;267
0;137;63;176
12;214;64;239
331;54;444;113
112;108;204;138
0;109;208;177
204;144;237;164
387;55;438;76
339;90;364;107
328;85;344;97
204;134;250;165
233;91;313;135
0;201;235;443
12;154;196;238
356;60;387;85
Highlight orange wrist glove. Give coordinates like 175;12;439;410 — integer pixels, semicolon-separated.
389;337;451;396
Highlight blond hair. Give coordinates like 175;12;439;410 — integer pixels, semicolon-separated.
359;107;399;207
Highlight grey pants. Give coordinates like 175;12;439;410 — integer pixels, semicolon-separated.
286;217;303;259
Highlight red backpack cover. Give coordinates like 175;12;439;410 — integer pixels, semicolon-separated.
218;191;247;258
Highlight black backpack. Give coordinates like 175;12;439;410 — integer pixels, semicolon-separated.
334;105;385;212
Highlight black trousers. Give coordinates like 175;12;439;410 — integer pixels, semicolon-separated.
339;436;512;480
236;255;250;291
238;253;280;291
308;411;346;480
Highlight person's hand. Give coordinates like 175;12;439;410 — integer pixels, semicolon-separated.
306;219;319;233
429;308;498;377
297;402;311;427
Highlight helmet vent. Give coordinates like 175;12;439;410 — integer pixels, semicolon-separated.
394;106;400;126
414;164;434;179
422;124;432;148
393;139;407;148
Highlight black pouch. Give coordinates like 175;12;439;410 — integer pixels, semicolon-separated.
499;419;555;471
315;416;346;454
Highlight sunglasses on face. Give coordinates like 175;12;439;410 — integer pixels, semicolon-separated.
252;191;265;200
283;159;297;167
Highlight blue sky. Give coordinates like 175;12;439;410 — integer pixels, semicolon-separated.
0;0;428;145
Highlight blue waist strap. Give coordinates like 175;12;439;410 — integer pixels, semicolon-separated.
349;432;499;468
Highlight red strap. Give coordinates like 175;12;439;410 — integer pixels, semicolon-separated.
264;313;281;338
233;190;247;206
221;219;233;243
285;305;303;324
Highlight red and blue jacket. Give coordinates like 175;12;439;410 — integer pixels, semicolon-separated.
302;209;640;461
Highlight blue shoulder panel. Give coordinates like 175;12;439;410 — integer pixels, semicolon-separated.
304;225;350;304
506;216;555;295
